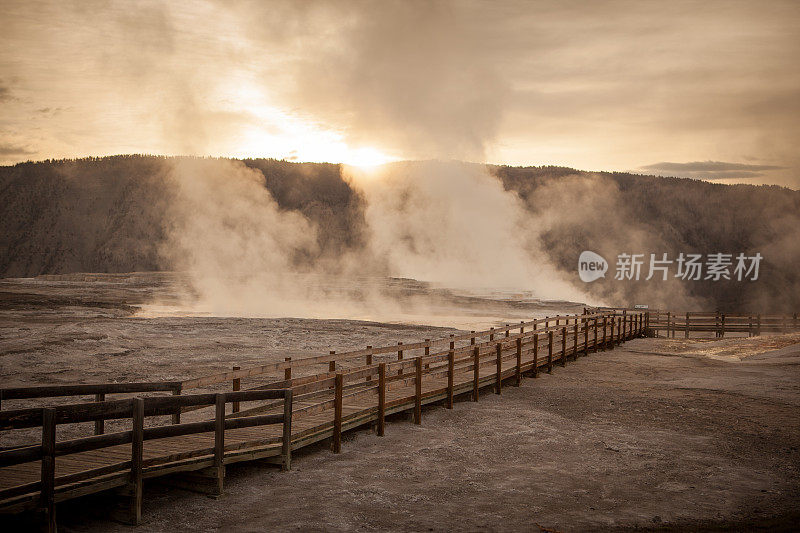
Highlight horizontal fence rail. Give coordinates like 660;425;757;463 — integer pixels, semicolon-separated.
627;309;798;338
0;389;292;528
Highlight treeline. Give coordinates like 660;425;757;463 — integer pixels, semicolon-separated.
494;165;800;312
1;155;797;312
0;156;368;278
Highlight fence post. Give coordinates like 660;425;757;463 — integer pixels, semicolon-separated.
757;314;761;336
515;338;522;386
129;398;144;525
282;390;293;471
333;374;343;453
685;313;690;338
378;363;386;435
232;366;240;414
366;346;373;382
721;314;726;338
748;316;753;337
424;339;430;369
329;351;336;373
213;394;225;495
608;318;615;350
495;343;502;394
449;334;455;351
40;408;56;533
94;393;105;435
397;342;403;375
284;357;292;381
470;331;476;345
505;324;510;338
547;331;553;373
447;350;454;408
573;321;578;359
520;321;525;334
414;357;422;424
666;311;671;338
602;316;608;350
171;384;182;424
472;346;480;402
560;327;567;367
489;327;495;342
583;319;589;355
593;318;599;352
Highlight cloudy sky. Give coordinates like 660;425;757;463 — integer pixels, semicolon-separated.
1;0;798;187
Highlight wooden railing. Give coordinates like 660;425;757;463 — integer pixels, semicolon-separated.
0;312;633;414
0;382;183;432
0;310;648;531
214;311;645;452
0;389;292;527
178;311;630;393
643;310;799;338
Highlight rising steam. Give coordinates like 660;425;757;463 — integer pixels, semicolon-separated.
158;157;595;322
345;160;587;300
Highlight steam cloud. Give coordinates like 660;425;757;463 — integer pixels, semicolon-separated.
345;161;586;301
161;157;595;320
156;1;597;318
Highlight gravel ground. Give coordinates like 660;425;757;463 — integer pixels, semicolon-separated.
2;275;798;531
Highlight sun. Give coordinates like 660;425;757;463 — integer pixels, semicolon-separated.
231;102;397;168
341;146;395;169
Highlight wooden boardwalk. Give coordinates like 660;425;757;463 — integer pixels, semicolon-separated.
0;310;646;530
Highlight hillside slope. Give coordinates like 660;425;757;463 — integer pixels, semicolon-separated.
1;156;797;312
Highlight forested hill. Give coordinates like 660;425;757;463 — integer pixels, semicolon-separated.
1;155;797;312
493;165;800;312
0;156;366;278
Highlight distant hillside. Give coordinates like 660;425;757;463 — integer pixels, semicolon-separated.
494;165;800;312
0;156;366;277
1;155;797;312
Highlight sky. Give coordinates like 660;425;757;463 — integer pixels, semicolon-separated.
1;0;799;188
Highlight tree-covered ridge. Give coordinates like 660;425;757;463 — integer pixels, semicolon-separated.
1;155;797;312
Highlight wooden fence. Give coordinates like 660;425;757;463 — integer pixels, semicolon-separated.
0;310;645;530
0;389;291;529
642;310;799;338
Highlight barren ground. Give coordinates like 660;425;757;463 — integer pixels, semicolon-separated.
1;275;799;531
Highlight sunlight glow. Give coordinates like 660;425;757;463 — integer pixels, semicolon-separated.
218;81;398;167
340;146;394;168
